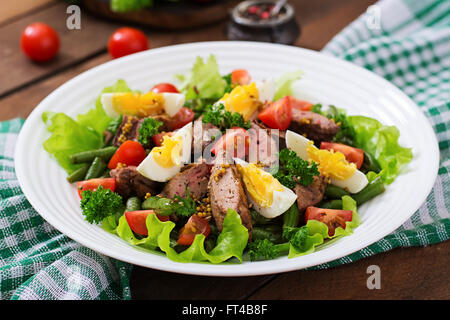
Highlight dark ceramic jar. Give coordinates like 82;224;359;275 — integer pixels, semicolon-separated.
226;0;300;45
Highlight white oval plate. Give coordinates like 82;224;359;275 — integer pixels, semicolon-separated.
15;42;439;276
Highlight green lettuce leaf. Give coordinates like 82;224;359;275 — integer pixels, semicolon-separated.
274;70;302;101
288;195;361;258
177;55;225;100
107;209;249;264
347;116;413;184
42;112;103;174
43;80;133;174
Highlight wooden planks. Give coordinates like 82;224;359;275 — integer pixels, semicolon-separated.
2;0;448;301
248;242;450;300
0;0;56;25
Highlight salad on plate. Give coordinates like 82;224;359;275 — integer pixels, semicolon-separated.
42;55;412;263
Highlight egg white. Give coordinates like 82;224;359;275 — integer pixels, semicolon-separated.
161;92;185;117
234;158;297;219
285;130;368;193
255;79;276;103
100;92;185;118
137;122;192;182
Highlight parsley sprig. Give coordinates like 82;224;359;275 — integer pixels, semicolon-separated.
138;117;163;146
202;103;251;131
273;148;320;188
80;186;123;224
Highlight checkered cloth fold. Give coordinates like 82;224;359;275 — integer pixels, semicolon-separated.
0;120;132;300
0;0;448;300
312;0;450;269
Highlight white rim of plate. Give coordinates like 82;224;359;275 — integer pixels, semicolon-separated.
14;41;439;276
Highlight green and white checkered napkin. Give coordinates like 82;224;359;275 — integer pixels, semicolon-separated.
1;0;449;299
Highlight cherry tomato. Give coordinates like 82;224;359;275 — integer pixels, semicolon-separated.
107;27;149;59
20;23;60;62
153;132;174;147
288;96;314;111
108;140;147;169
125;210;170;236
151;83;179;93
305;207;353;236
168;107;195;131
76;178;116;199
211;127;250;158
258;96;292;130
320;142;365;169
177;215;211;246
231;69;251;86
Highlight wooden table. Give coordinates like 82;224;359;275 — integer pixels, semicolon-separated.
1;0;448;300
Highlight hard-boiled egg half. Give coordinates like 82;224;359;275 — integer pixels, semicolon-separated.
101;91;185;119
216;80;275;121
285;130;368;193
234;158;297;218
137;122;192;182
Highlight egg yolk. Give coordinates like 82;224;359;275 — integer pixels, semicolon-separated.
151;135;182;168
307;142;355;180
112;92;164;117
221;82;261;121
237;163;283;208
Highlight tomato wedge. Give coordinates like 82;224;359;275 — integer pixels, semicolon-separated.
108;140;147;169
231;69;251;86
76;178;116;199
153;131;174;147
320;142;365;169
151;83;179;93
305;207;353;236
211;127;250;158
168;107;195;131
258;96;292;130
288;96;314;111
125;210;170;236
177;215;211;246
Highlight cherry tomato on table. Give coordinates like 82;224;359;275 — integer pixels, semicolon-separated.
108;140;147;169
320;142;365;169
151;83;179;93
211;127;250;159
76;178;116;199
125;210;170;236
168;107;195;131
177;214;211;246
231;69;251;86
258;96;292;130
108;27;149;59
21;22;60;62
305;207;353;237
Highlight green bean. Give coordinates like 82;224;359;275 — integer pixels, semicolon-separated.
353;176;385;205
84;157;106;180
252;226;283;244
360;151;381;173
325;184;350;199
141;197;174;216
321;177;385;208
66;163;90;183
320;199;343;209
283;204;300;229
99;168;111;178
125;197;142;212
70;146;117;164
251;209;272;225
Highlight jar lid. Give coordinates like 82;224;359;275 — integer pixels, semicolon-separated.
231;0;295;28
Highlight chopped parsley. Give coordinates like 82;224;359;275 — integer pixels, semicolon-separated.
138;117;163;146
222;73;233;94
80;186;123;224
202;103;251;131
142;188;196;218
273;148;320;188
173;188;196;218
